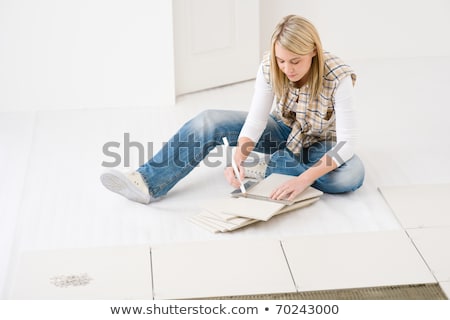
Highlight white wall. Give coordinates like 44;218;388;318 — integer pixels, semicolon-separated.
260;0;450;60
0;0;175;111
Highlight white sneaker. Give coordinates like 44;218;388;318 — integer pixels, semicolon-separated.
100;170;152;204
243;158;268;180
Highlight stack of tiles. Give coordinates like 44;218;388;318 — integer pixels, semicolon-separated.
189;174;323;233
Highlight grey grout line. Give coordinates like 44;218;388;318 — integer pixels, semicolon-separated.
377;187;405;228
278;240;299;292
378;185;448;285
403;229;439;283
149;247;155;300
404;227;450;286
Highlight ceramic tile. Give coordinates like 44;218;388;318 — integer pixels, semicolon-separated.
379;184;450;228
151;239;296;299
9;246;152;299
200;196;285;221
440;281;450;299
407;227;450;282
281;231;435;292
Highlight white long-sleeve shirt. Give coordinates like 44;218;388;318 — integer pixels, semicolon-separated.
239;65;358;166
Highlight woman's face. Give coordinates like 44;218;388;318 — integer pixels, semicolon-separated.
275;42;316;85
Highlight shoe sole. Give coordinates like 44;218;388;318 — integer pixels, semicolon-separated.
100;170;151;204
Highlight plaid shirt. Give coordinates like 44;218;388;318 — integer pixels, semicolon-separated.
262;52;356;155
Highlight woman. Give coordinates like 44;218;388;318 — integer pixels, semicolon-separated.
101;15;365;204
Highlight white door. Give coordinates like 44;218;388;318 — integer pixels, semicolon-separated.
173;0;260;95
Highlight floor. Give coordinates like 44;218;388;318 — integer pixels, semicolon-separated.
1;56;450;299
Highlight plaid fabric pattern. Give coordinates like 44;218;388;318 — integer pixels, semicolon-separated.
262;52;356;155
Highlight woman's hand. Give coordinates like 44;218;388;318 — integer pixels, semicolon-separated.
270;154;337;201
224;164;245;189
223;145;246;189
223;137;254;188
270;176;312;201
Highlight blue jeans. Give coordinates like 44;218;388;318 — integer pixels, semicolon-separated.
138;109;365;198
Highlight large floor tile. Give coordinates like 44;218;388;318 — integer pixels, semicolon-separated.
407;227;450;282
282;231;435;292
9;246;152;299
378;184;450;228
151;239;296;299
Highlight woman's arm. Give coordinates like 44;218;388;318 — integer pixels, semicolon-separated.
225;65;275;188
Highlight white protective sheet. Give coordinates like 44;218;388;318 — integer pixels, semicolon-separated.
2;57;450;298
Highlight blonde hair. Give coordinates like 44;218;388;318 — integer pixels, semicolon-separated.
270;15;324;101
